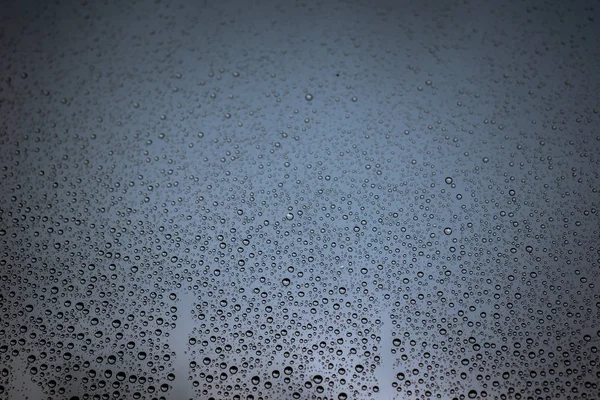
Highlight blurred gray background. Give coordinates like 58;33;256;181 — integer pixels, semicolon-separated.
0;0;599;399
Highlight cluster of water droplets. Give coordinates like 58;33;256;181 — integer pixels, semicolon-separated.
1;0;599;399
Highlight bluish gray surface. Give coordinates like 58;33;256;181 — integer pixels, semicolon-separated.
0;0;599;399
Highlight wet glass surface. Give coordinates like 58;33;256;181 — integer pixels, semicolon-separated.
1;0;599;399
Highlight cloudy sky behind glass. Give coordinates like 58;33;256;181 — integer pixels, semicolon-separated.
0;0;599;399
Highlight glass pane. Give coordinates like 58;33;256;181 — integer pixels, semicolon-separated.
1;0;598;399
